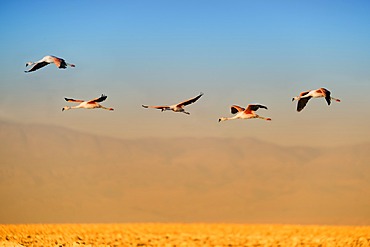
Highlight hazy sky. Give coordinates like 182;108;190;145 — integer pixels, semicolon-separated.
1;0;370;147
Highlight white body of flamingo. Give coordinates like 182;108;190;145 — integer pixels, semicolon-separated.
25;55;75;73
142;93;203;115
62;94;114;111
219;104;271;122
292;88;341;112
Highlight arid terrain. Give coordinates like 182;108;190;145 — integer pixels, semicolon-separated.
1;121;370;225
0;224;369;247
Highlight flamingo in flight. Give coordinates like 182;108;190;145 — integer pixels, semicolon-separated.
292;88;341;112
25;55;75;73
218;104;271;122
62;94;114;111
142;93;203;115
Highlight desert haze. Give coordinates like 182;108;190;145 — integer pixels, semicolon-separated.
0;120;369;225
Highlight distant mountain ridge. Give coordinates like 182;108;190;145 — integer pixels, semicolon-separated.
0;120;369;225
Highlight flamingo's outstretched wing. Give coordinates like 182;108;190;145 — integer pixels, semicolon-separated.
177;93;204;107
299;91;310;97
245;104;268;113
230;105;245;114
297;97;311;112
64;97;84;103
51;56;74;68
88;94;107;103
52;57;63;68
25;61;49;73
321;88;332;105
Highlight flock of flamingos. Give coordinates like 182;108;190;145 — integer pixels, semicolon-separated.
25;55;341;122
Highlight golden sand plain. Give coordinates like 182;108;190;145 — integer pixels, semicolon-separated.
0;224;369;247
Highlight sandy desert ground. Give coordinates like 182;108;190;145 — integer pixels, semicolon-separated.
0;224;369;247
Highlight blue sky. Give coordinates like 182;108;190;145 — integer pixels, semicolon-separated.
1;1;370;146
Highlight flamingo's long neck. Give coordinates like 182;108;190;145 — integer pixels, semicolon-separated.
219;115;238;122
68;104;85;110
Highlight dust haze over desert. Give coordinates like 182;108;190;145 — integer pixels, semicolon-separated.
1;120;369;225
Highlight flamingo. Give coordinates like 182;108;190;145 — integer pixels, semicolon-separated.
218;104;271;122
142;93;203;115
292;88;341;112
62;94;114;111
25;55;75;73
